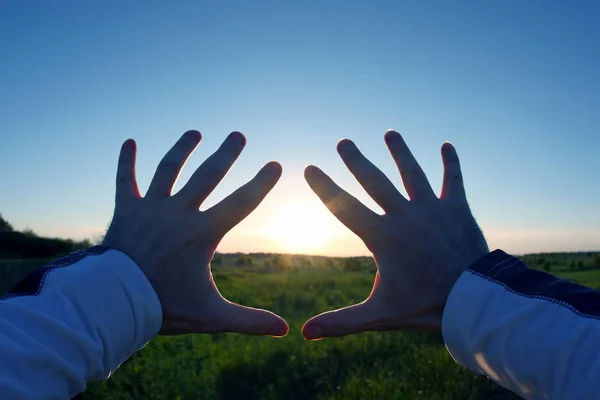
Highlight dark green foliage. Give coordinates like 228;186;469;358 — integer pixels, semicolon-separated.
292;254;313;268
0;231;77;259
569;259;577;270
0;214;14;232
343;257;363;272
542;261;551;272
236;255;253;266
272;254;291;271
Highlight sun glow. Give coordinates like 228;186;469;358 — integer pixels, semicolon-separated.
263;201;340;254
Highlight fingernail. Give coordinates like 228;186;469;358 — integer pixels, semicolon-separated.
264;161;282;175
271;320;288;337
185;130;202;142
228;131;246;147
304;165;318;176
122;139;135;149
442;141;454;150
384;130;399;142
337;138;356;152
303;324;323;340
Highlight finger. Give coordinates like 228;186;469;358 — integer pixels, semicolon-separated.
384;130;436;201
146;130;202;198
177;131;246;207
205;161;282;237
440;142;466;202
302;300;381;340
213;299;289;337
116;139;140;200
304;165;380;240
337;139;407;213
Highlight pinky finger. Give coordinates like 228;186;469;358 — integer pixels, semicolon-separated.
116;139;140;200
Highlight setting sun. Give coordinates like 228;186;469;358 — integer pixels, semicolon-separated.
263;201;340;254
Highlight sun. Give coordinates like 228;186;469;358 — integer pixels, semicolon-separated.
264;201;339;254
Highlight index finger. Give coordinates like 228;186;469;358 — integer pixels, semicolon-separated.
304;165;381;241
205;161;282;237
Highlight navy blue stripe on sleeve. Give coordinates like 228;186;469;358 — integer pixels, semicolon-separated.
467;250;600;319
1;245;110;300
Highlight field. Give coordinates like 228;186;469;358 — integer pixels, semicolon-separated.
2;251;600;400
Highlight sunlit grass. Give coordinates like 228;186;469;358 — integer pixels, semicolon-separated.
3;252;598;399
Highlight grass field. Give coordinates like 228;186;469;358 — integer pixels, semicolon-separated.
2;251;599;399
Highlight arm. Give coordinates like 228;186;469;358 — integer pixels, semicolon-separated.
0;130;287;398
0;247;161;399
301;130;587;399
443;249;600;399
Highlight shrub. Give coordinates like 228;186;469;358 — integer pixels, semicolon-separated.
0;231;76;259
271;254;291;271
542;261;551;272
0;213;14;232
235;255;253;266
343;257;363;272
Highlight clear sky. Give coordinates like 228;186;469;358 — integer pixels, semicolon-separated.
1;1;599;256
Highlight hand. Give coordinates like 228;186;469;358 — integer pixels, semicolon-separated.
103;130;288;337
302;130;489;340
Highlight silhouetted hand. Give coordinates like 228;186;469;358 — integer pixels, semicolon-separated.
103;130;288;337
302;130;489;340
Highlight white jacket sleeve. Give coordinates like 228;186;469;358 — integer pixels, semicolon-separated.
442;250;600;400
0;246;162;400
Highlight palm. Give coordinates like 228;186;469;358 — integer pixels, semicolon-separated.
302;130;488;339
104;130;289;337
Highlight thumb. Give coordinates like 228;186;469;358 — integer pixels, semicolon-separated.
213;300;289;337
302;299;381;340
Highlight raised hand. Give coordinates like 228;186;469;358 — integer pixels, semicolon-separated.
103;130;288;337
302;130;489;340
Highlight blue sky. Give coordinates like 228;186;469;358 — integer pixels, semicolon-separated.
1;0;599;255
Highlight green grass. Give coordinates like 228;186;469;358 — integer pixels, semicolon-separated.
2;252;599;399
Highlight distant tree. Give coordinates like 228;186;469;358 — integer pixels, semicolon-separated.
537;255;546;266
577;260;584;269
0;213;13;232
235;255;253;266
272;254;291;271
212;254;223;265
542;261;551;272
343;257;363;272
569;260;577;270
22;227;37;237
594;255;600;267
292;255;312;268
74;239;93;249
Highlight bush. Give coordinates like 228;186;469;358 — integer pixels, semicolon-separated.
292;255;313;268
0;231;76;259
0;213;14;232
542;261;551;272
272;254;291;271
235;255;253;266
343;257;363;272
